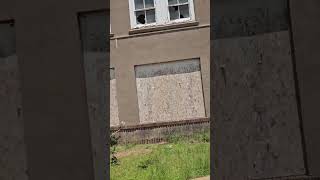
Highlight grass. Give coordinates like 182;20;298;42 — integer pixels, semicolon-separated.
110;131;210;180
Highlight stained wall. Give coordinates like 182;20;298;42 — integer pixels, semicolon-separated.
0;22;28;180
212;0;306;179
290;0;320;176
0;0;108;179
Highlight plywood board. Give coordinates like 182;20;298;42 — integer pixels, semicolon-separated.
135;59;206;124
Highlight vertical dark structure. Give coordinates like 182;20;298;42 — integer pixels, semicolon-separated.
289;0;320;177
0;0;109;180
211;0;320;179
0;20;28;180
78;10;109;180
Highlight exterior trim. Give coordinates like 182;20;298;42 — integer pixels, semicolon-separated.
128;0;196;29
111;117;210;131
129;20;198;34
110;23;210;40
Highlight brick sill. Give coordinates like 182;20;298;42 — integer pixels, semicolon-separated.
128;21;199;35
111;117;209;131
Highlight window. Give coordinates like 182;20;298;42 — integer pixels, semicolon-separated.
168;0;190;21
129;0;195;29
134;0;156;25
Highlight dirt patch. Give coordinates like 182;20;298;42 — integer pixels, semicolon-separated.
115;147;152;158
157;141;168;145
115;141;169;158
192;176;210;180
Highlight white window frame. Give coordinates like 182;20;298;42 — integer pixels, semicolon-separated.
128;0;195;29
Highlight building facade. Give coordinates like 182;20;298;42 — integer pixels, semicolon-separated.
110;0;210;127
3;0;320;180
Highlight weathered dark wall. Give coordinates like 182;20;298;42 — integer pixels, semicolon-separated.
212;0;307;179
290;0;320;177
213;31;305;179
0;22;28;180
0;0;108;180
79;11;108;180
212;0;289;40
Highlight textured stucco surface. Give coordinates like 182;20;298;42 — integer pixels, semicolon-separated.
212;31;305;179
110;68;119;127
0;23;28;180
111;21;210;126
110;0;210;126
212;0;289;39
135;59;206;124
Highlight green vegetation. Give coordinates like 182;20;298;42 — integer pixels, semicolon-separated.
110;131;210;180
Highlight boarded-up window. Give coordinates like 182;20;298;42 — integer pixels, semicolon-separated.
135;58;206;124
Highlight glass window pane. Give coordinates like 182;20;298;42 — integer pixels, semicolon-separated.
179;0;188;3
134;0;144;10
179;4;190;18
0;23;15;58
168;0;178;5
145;0;154;8
146;9;156;23
169;6;179;20
136;11;146;24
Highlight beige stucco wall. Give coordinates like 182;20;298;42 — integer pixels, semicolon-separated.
110;0;210;126
110;69;120;126
110;0;210;36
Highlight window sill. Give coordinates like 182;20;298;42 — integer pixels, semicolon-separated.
109;33;114;37
128;21;199;35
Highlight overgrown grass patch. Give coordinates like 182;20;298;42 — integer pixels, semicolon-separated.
110;131;210;180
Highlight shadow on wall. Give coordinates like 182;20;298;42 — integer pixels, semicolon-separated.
0;21;28;180
212;0;305;179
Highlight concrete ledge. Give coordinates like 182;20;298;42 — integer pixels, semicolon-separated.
110;23;209;40
128;21;199;35
111;117;209;131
